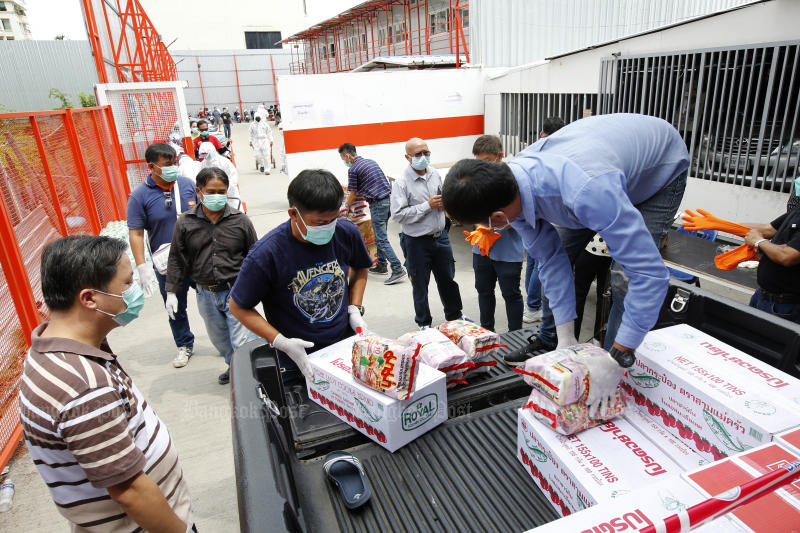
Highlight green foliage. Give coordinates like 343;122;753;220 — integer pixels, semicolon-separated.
49;88;74;109
78;92;97;108
0;103;13;113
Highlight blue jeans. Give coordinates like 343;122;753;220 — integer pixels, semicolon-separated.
196;287;258;365
525;252;542;310
473;254;523;331
538;171;688;350
155;270;194;349
402;232;463;327
369;197;403;273
223;123;231;139
750;289;800;325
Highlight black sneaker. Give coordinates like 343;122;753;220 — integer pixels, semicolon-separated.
503;335;556;366
218;368;230;385
384;269;407;285
369;263;388;275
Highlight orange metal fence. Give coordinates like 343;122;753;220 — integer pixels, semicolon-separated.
0;106;128;471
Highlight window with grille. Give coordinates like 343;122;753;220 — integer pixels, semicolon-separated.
599;42;800;193
499;93;598;156
244;31;282;49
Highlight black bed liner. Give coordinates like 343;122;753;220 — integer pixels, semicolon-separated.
293;401;558;533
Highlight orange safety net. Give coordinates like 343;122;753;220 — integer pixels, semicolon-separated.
0;107;128;471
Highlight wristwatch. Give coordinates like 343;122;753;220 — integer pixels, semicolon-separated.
609;346;636;368
754;238;768;250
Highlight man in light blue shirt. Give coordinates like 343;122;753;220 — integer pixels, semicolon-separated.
391;138;464;329
442;114;689;367
471;135;524;332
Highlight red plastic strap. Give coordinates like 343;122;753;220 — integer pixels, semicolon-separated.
522;401;558;429
474;343;508;353
513;368;558;392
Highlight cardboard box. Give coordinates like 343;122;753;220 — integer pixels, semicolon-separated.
307;336;447;453
517;407;684;517
777;427;800;455
624;407;708;471
683;442;800;532
623;324;800;463
528;476;743;532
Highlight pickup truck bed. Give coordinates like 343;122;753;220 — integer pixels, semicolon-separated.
232;281;800;533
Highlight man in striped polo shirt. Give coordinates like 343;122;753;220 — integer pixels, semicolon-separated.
339;142;407;285
20;235;193;532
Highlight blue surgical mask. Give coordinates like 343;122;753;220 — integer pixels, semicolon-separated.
191;127;199;133
295;210;337;245
156;164;179;182
411;155;430;171
202;193;227;211
94;283;145;326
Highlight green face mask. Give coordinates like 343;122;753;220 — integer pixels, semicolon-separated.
155;164;179;182
295;210;337;245
94;283;145;326
202;193;227;211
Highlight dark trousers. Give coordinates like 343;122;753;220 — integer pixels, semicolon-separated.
750;289;800;325
155;270;195;349
473;254;523;332
402;232;462;327
573;250;612;340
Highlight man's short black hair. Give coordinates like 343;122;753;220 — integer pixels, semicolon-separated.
41;236;128;311
472;135;503;156
144;142;176;163
338;143;357;156
288;169;344;213
442;158;518;224
542;116;566;136
197;119;208;127
196;167;230;188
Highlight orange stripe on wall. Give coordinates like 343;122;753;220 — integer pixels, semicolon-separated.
283;115;484;154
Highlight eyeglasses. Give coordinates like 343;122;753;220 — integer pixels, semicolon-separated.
408;150;431;158
163;190;172;209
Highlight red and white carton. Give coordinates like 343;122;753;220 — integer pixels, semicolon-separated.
517;407;684;517
528;475;744;532
623;324;800;463
777;427;800;456
683;442;800;532
307;336;447;453
624;407;708;471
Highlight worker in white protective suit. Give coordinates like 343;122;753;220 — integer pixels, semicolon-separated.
254;104;269;122
198;141;242;210
169;134;202;183
248;115;274;174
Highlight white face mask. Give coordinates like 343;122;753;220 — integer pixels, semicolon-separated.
488;212;510;231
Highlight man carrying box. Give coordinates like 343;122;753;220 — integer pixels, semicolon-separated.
229;169;373;382
442;114;690;369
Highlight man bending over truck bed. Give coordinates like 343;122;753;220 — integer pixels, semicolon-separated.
230;169;373;382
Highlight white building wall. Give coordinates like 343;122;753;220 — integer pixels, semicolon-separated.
484;0;800;222
277;68;485;183
471;0;763;67
0;0;32;41
137;0;308;50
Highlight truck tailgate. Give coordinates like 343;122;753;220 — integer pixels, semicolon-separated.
292;400;558;533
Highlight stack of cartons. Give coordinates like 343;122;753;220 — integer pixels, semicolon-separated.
517;408;685;517
339;196;377;263
622;324;800;463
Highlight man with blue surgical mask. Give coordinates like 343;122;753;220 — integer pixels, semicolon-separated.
21;236;194;532
229;169;373;383
390;137;465;329
127;142;198;369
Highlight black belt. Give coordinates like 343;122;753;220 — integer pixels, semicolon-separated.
366;196;390;204
199;280;233;293
760;289;800;304
410;231;443;239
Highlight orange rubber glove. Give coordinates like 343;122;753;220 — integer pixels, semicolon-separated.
714;243;758;271
681;209;751;237
464;226;502;257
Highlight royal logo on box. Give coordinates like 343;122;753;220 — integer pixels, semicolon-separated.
401;392;438;431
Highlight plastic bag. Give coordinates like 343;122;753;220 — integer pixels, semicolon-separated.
523;387;627;435
437;320;504;360
398;329;468;388
351;336;421;400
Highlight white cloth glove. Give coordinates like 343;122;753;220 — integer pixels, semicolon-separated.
348;305;367;334
555;321;579;349
137;263;157;298
165;292;178;320
580;351;625;420
272;333;315;382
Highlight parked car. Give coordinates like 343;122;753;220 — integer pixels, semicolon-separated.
231;281;800;533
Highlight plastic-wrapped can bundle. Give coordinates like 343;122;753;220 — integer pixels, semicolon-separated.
398;329;470;388
351;336;421;400
523;387;627;435
438;320;504;359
